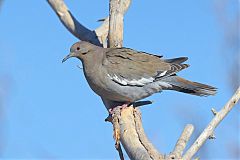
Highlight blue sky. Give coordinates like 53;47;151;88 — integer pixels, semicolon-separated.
0;0;239;159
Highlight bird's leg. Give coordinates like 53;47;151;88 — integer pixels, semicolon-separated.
108;102;131;115
106;100;152;122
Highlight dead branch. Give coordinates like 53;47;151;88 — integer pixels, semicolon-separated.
119;107;152;160
108;0;130;48
47;0;130;47
47;0;102;46
183;87;240;160
134;109;164;159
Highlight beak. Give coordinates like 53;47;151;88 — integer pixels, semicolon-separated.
62;53;74;63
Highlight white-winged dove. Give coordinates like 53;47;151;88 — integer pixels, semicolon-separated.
62;41;217;109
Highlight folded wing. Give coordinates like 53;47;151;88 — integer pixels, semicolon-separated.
103;48;189;86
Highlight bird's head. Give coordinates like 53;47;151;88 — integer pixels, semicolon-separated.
62;41;96;63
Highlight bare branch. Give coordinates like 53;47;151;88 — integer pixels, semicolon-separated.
108;0;131;47
183;86;240;160
95;18;109;47
119;107;152;160
47;0;130;47
0;0;3;8
169;124;194;159
96;0;130;48
116;142;124;160
134;109;164;159
47;0;102;46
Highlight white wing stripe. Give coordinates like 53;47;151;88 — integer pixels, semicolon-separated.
159;70;167;77
108;74;154;86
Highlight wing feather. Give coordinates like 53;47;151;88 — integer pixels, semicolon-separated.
103;48;189;86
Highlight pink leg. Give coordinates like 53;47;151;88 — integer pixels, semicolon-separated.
108;102;131;115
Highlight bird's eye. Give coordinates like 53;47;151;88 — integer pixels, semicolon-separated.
76;47;80;50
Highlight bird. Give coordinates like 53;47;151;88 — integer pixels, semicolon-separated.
62;41;217;110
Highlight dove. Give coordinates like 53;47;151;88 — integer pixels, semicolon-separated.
62;41;216;109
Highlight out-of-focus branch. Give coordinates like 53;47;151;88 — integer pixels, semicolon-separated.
214;0;239;92
0;0;3;9
183;87;240;160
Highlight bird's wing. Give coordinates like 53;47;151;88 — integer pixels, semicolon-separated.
103;48;189;86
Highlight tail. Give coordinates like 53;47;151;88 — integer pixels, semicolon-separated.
162;76;217;96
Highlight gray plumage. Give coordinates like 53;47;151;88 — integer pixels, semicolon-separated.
62;41;217;108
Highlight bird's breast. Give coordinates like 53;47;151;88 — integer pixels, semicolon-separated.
83;65;133;102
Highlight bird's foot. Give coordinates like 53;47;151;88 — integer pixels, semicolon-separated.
108;103;130;115
105;103;128;122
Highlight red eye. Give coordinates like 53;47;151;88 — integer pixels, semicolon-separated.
77;47;80;50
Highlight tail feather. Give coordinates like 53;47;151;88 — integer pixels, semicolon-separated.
163;76;217;96
164;57;188;64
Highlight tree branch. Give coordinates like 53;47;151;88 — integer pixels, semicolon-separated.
47;0;130;47
134;109;164;159
183;86;240;160
168;124;194;159
119;107;152;160
108;0;131;48
47;0;102;46
95;17;109;47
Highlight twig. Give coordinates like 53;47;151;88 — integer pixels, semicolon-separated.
183;86;240;160
116;142;124;160
0;0;3;9
211;108;217;116
208;133;216;139
169;124;194;159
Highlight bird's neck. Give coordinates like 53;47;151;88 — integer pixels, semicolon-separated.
82;51;104;75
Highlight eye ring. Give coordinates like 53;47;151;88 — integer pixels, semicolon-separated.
76;47;80;50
